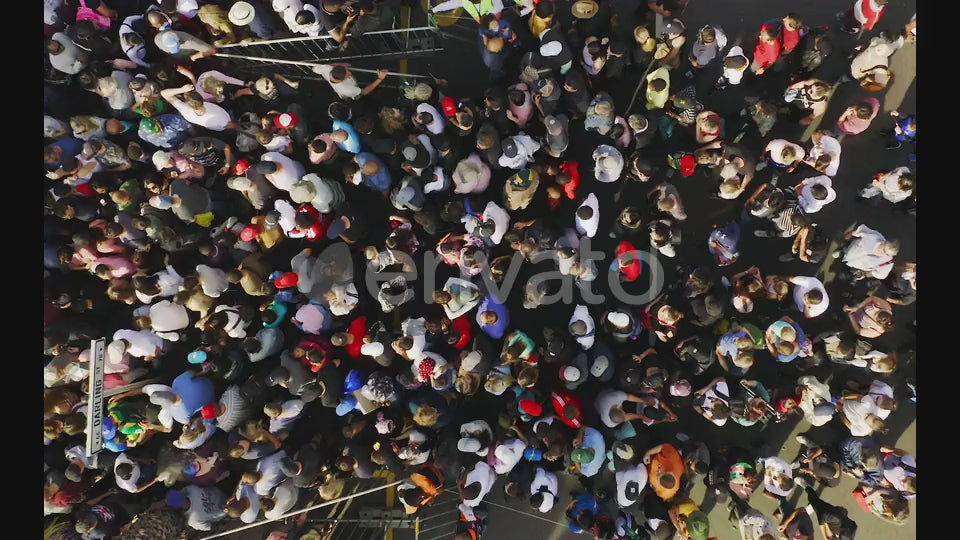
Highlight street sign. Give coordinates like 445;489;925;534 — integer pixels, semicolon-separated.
86;338;106;459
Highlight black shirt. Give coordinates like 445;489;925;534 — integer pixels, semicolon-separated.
318;3;347;33
179;137;227;167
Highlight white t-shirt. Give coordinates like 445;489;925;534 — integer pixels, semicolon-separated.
182;485;226;531
570;304;596;350
463;462;497;507
312;64;363;100
114;453;141;493
791;276;829;318
575;193;600;238
481;201;510;245
809;135;841;176
416;103;445;135
843;396;878;436
530;468;559;513
169;99;231;131
235;483;260;523
798;175;836;213
401;317;427;361
149;300;189;333
264;479;299;519
698;380;730;426
262;152;307;192
882;454;916;497
196;264;229;298
254;450;288;496
269;399;304;433
876;166;912;203
762;457;794;497
493;439;527;475
766;139;805;166
615;464;649;508
113;329;164;358
595;389;628;428
843;225;894;279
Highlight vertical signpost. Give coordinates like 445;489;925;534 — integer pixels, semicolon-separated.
85;338;106;467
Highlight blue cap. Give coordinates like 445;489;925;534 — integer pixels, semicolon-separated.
183;462;200;477
102;417;116;440
523;448;543;461
166;489;185;508
335;396;358;416
344;369;364;394
187;350;207;364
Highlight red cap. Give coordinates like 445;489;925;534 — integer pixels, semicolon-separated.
519;399;542;417
680;154;696;177
441;96;457;118
274;112;298;129
239;225;260;242
233;158;251;176
274;272;299;289
200;404;219;419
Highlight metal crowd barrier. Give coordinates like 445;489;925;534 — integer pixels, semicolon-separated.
216;26;443;63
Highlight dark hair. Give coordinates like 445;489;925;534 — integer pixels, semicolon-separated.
115;462;134;480
330;66;348;82
295;9;316;25
461;482;481;501
309;139;328;155
295;212;316;229
650;78;667;92
576;510;595;529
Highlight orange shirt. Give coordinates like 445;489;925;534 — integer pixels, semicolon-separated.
648;444;684;501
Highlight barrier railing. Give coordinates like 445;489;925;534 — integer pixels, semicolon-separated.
215;26;443;63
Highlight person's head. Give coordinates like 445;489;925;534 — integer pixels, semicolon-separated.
760;27;778;41
711;401;731;420
224;498;250;518
733;351;754;369
608;407;626;424
700;26;716;44
562;508;591;532
330;65;349;83
657;197;676;211
479;310;498;325
881;240;901;257
873;354;897;373
461;482;481;502
865;414;888;434
576;205;594;221
804;289;824;306
569;320;587;336
810;184;829;201
860;447;880;469
875;310;894;328
534;0;554;17
781;145;797;163
777;474;795;492
650;78;667;92
901;475;916;495
809;82;830;100
263;402;282;418
658;471;676;490
115;462;135;480
295;8;316;25
777;341;798;357
412;404;439;427
658;305;682;325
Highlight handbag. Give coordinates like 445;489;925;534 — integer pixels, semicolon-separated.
76;0;113;30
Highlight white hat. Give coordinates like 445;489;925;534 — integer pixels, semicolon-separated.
289;181;317;204
458;437;482;453
226;176;253;191
228;1;256;26
720;162;739;181
606;312;630;328
601;155;622;171
540;41;563;58
561;365;581;382
152;150;173;171
360;342;384;357
590;355;610;378
460;351;482;372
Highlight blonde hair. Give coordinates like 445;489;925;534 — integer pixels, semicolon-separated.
413;405;440;427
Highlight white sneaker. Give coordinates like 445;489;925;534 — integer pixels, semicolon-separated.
676;432;691;442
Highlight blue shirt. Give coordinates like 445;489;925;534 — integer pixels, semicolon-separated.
718;329;750;359
895;115;916;142
171;371;216;415
248;327;284;362
839;436;883;486
568;493;601;532
578;427;606;477
355;152;393;193
476;296;509;339
333;120;362;153
767;320;806;363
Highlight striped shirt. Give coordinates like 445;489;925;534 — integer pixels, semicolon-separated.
771;205;804;237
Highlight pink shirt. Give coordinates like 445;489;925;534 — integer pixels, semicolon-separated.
837;98;879;135
92;256;136;278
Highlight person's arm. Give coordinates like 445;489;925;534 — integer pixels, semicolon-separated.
631;347;657;362
643;444;664;464
329;12;359;43
177;65;198;85
189;46;217;63
801;447;825;463
360;69;389;96
648;1;671;17
160;84;196;102
572;427;585;447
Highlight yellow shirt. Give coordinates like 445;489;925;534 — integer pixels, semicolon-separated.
529;13;553;37
645;67;670;110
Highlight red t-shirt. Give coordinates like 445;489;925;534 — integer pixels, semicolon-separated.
559;161;581;200
753;26;781;70
451;316;473;350
781;25;801;54
344;316;367;359
551;389;583;428
616;241;641;282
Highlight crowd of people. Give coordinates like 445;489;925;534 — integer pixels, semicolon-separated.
43;0;917;539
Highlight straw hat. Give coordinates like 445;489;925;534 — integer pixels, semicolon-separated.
572;0;599;19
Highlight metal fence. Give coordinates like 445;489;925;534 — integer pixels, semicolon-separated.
216;27;443;64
